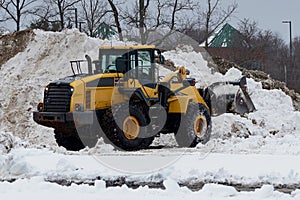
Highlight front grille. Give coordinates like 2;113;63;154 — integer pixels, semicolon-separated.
44;84;72;112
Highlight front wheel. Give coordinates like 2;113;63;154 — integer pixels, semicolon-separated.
54;123;101;151
54;129;85;151
100;103;154;151
175;102;212;147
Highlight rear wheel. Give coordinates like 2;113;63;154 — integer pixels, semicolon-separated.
101;103;154;151
175;102;211;147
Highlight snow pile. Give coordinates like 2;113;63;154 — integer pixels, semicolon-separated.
212;56;300;111
163;49;223;87
163;48;300;155
82;138;115;154
0;29;33;67
0;132;15;154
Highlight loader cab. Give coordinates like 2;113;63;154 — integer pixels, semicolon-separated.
116;48;164;84
98;46;164;84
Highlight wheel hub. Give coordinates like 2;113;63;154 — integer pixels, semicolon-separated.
123;116;140;140
194;115;207;138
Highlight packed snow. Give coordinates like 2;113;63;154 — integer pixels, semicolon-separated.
2;177;300;200
0;29;299;199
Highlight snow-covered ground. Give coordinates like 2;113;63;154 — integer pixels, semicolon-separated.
3;177;300;200
0;29;300;199
1;147;300;199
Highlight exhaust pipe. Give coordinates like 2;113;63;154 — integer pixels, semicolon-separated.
85;54;93;74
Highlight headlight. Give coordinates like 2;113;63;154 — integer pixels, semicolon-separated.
37;103;43;111
75;104;84;112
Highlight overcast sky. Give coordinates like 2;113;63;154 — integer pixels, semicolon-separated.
226;0;300;43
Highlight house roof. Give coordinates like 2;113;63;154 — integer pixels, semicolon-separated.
207;23;247;48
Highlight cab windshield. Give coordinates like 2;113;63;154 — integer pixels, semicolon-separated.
99;49;127;73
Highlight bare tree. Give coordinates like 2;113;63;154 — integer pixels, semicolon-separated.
238;18;259;46
80;0;110;36
239;22;298;91
255;31;289;82
203;0;238;47
0;0;37;31
122;0;195;44
121;0;150;44
155;0;196;44
236;20;289;82
107;0;123;41
47;0;80;30
138;0;149;44
291;37;300;91
29;2;60;31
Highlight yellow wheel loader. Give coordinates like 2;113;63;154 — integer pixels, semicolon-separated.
33;46;255;151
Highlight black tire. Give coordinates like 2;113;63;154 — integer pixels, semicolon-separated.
54;129;85;151
54;120;102;151
100;103;154;151
175;102;212;147
76;124;102;148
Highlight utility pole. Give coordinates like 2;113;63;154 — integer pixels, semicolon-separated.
282;20;292;57
282;20;292;85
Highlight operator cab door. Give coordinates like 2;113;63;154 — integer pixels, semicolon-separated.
126;49;159;86
116;48;164;95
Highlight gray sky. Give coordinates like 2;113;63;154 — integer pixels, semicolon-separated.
226;0;300;43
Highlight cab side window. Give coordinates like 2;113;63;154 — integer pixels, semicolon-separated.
137;50;152;82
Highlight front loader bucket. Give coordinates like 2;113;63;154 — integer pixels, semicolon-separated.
202;76;256;116
233;76;256;114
